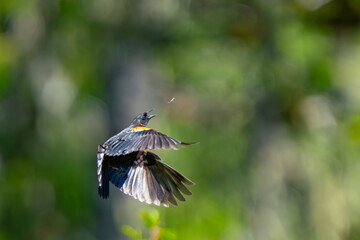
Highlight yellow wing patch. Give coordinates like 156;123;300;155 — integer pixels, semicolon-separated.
130;126;152;132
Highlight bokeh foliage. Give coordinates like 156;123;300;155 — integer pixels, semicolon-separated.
1;0;360;239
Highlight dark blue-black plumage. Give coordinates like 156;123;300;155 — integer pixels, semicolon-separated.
97;110;196;207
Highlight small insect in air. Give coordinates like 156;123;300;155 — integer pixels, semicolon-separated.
168;97;176;104
97;110;197;207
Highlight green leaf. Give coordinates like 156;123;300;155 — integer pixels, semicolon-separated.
121;225;143;240
159;228;177;240
140;209;161;229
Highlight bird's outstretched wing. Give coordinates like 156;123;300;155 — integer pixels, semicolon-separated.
98;150;138;198
110;151;194;207
97;145;109;198
104;127;196;156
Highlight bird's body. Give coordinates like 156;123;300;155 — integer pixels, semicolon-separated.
97;110;196;207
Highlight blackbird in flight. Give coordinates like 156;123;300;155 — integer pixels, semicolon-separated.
97;110;196;207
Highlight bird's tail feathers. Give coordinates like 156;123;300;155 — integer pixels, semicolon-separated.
120;153;194;207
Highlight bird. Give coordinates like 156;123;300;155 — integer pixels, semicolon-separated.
97;110;197;207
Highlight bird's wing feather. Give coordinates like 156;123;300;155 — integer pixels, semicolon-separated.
97;145;110;198
104;128;194;156
118;152;193;207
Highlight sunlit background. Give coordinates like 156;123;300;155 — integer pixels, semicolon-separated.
1;0;360;239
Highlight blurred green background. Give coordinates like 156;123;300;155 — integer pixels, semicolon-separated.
1;0;360;239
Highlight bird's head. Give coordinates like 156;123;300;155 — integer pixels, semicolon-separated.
130;110;156;127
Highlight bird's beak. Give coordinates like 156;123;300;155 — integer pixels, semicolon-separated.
146;109;155;119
